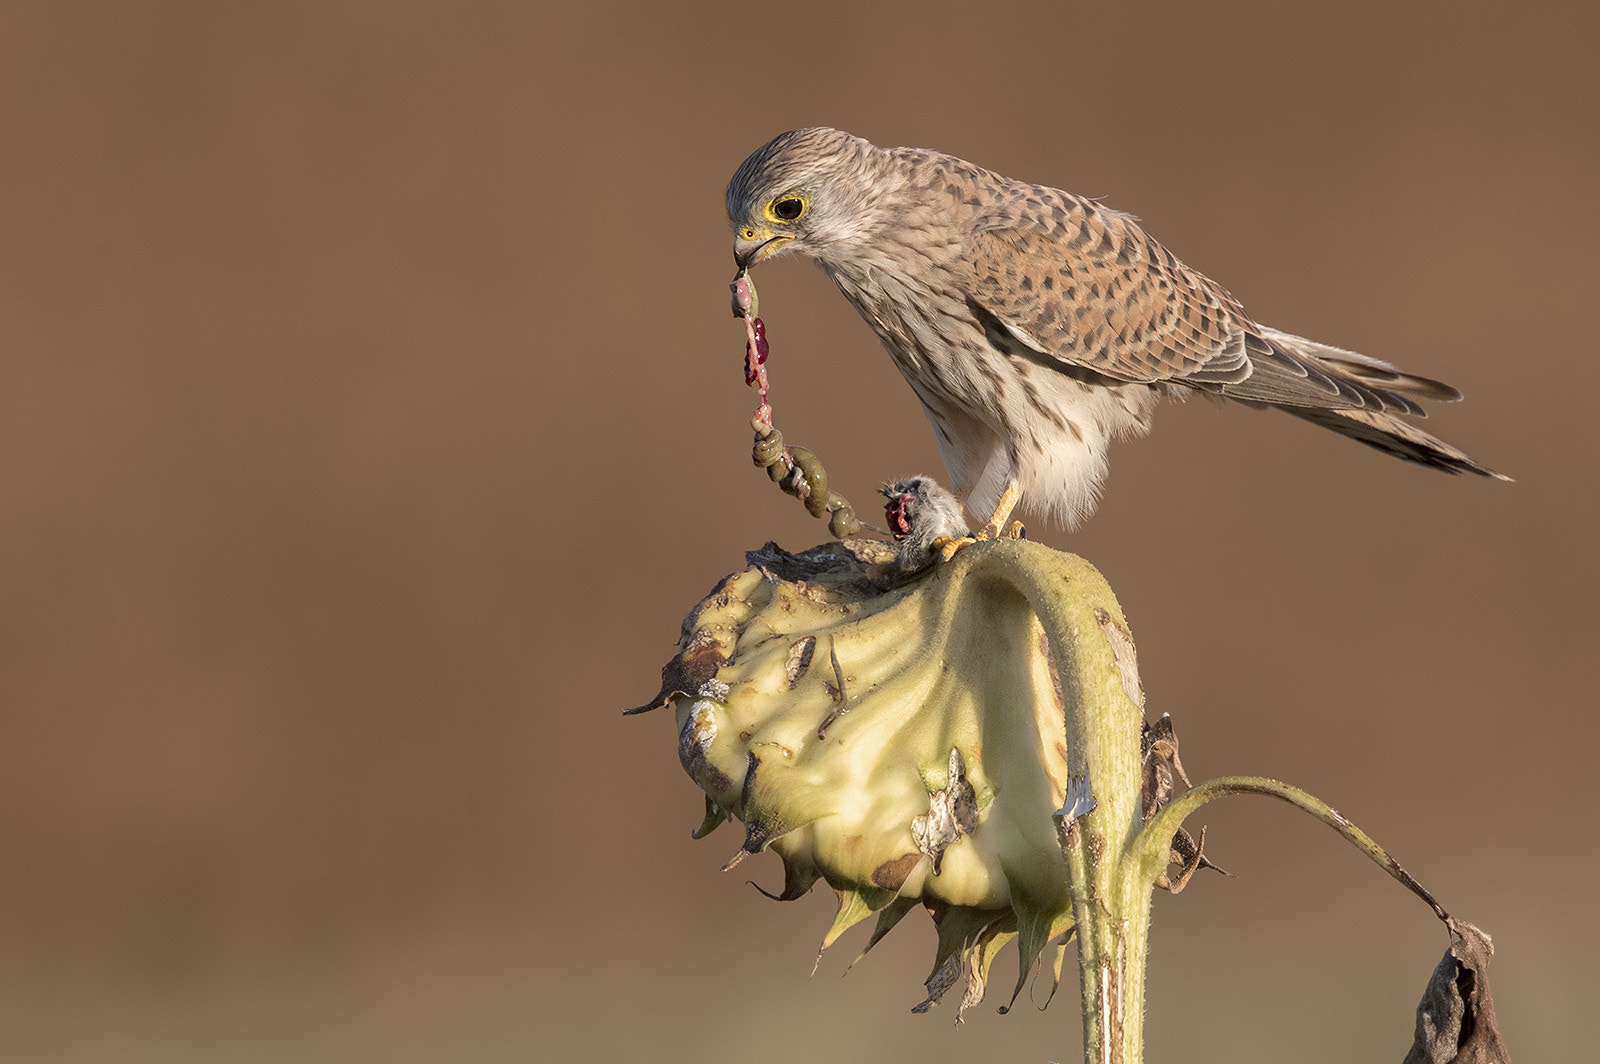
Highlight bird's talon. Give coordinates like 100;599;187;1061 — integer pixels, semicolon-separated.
932;535;976;561
1004;521;1026;540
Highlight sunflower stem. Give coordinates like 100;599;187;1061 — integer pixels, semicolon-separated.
924;540;1150;1062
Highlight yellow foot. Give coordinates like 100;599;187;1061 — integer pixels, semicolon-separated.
1003;520;1026;540
931;535;977;561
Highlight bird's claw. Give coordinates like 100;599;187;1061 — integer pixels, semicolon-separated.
932;520;1020;561
931;535;977;561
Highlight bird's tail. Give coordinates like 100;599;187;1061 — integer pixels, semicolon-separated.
1279;405;1510;480
1257;327;1466;405
1247;327;1508;479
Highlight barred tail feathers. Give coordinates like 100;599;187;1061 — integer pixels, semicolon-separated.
1279;405;1509;480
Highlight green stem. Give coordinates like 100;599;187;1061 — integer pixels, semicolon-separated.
949;541;1148;1063
1129;775;1449;922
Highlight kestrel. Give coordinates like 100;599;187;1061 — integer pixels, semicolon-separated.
726;128;1505;534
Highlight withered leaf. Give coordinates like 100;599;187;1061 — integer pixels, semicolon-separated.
1403;919;1510;1064
1141;713;1191;821
624;626;730;715
783;635;816;688
912;952;963;1014
912;749;979;875
1154;824;1230;894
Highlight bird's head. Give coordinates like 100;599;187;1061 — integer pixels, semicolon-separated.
880;475;972;571
883;482;917;540
726;128;885;270
880;476;969;540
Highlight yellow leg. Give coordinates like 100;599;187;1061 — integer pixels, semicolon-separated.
978;480;1022;541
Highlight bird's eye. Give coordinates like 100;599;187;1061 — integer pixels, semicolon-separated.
770;196;806;222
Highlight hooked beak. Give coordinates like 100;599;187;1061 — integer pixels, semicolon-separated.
733;227;793;270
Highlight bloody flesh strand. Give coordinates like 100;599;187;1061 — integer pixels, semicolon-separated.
886;492;913;538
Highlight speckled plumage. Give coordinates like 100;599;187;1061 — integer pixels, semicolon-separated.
727;128;1504;530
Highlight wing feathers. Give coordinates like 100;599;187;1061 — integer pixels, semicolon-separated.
957;187;1500;479
963;209;1446;418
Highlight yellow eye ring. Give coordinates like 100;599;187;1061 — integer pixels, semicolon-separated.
765;192;808;223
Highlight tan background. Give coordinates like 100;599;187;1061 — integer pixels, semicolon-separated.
3;1;1594;1060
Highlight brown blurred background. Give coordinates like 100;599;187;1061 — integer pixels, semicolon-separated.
1;1;1594;1060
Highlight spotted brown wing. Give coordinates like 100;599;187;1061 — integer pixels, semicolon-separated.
961;205;1423;415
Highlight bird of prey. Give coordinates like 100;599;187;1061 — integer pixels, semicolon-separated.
726;128;1504;535
881;475;973;570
